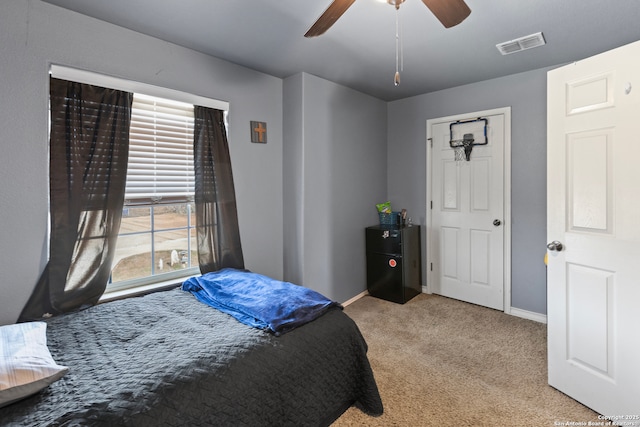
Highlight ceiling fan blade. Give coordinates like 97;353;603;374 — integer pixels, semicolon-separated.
304;0;356;38
421;0;471;28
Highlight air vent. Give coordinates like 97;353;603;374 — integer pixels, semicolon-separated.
496;32;546;55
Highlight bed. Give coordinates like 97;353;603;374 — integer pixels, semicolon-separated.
1;274;382;426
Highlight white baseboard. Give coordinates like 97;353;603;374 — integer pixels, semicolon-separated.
363;286;547;324
342;290;369;307
509;307;547;324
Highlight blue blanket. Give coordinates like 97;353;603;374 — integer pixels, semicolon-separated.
182;268;341;335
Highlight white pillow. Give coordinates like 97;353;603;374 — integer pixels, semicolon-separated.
0;321;68;408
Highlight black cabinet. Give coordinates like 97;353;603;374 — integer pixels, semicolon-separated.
365;225;421;304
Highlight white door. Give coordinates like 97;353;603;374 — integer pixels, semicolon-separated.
547;40;640;416
427;108;510;311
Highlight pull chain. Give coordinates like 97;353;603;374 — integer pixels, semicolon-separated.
394;6;400;86
393;3;404;86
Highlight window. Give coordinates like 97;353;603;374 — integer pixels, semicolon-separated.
49;65;229;293
108;94;198;292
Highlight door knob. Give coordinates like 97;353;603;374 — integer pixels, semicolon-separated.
547;241;564;252
493;219;502;226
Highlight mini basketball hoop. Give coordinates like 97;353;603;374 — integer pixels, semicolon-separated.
449;117;488;161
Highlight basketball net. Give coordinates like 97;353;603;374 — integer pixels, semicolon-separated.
450;133;475;162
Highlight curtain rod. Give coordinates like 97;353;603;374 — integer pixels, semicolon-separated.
50;64;230;111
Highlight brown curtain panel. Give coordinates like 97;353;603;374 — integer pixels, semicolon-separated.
19;78;132;321
193;106;244;273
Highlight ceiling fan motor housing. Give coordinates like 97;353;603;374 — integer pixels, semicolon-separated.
387;0;406;8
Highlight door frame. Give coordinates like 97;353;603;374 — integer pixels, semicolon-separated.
425;107;512;314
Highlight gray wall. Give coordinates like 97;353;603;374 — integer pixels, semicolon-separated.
387;67;554;315
0;1;283;325
0;1;555;324
283;73;387;302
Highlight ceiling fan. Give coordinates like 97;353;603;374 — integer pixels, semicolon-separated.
304;0;471;38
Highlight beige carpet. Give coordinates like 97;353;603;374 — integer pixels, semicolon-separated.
333;294;600;427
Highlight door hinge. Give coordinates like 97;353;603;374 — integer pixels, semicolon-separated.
428;138;433;148
430;200;433;209
430;263;433;271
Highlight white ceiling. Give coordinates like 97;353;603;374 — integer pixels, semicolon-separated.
42;0;640;101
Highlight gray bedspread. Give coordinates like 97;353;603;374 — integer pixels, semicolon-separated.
1;287;382;426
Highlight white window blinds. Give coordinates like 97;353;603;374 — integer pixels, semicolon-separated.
125;94;195;205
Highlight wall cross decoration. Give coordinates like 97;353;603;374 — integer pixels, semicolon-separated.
250;121;267;143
